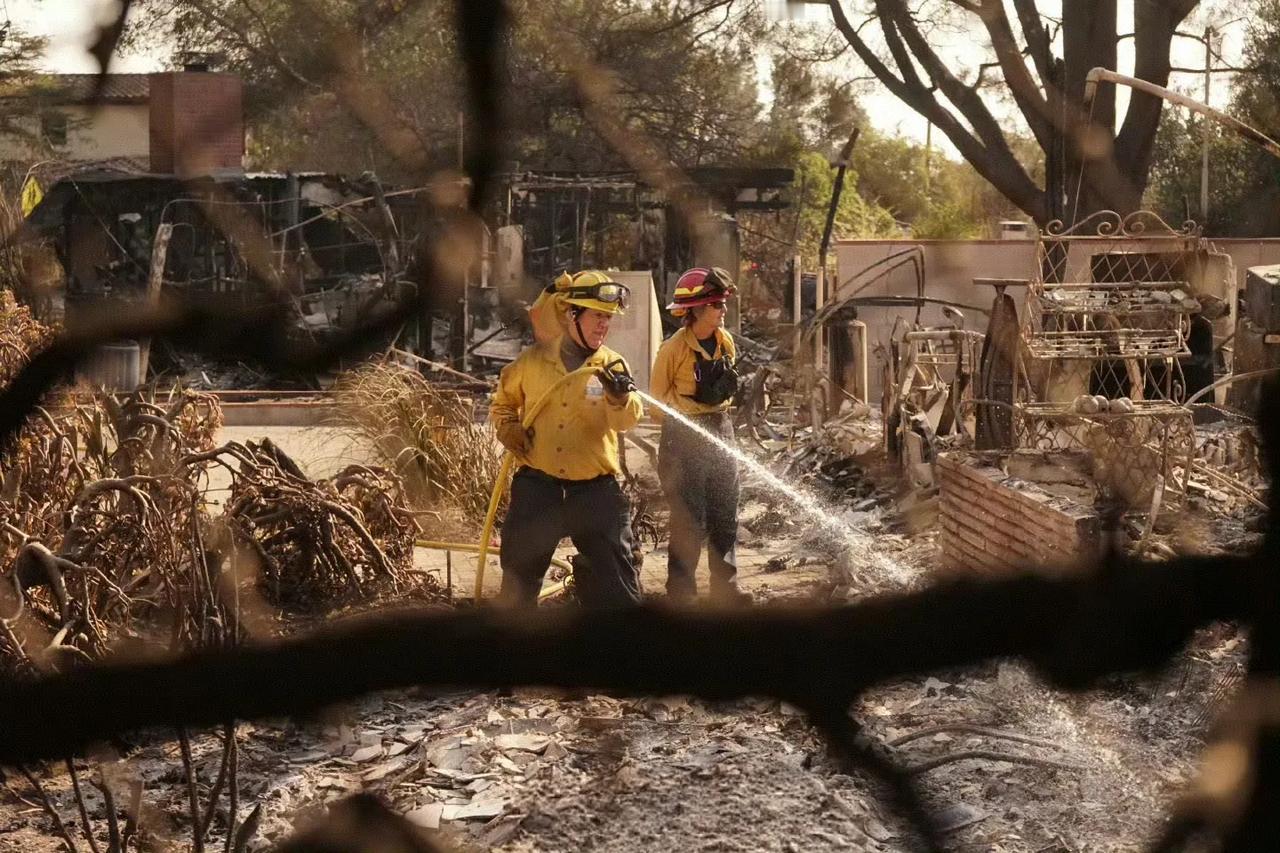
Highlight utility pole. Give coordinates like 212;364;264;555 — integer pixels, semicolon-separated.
1201;25;1215;222
457;110;465;170
924;121;932;196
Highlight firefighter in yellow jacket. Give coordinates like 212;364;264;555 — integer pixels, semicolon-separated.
489;270;644;607
650;267;747;603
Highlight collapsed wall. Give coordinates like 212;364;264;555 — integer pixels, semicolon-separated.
938;452;1101;574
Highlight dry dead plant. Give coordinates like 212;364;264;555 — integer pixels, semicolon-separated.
332;463;423;577
1;396;88;563
0;290;52;388
203;439;425;611
332;362;501;518
1;386;229;673
2;287;226;675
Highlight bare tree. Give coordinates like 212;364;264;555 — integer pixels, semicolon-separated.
817;0;1201;224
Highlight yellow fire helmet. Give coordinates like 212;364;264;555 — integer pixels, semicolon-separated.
552;270;630;315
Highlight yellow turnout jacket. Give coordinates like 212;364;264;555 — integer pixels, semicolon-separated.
649;326;736;423
489;336;642;479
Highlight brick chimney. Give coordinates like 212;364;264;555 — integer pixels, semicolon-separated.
149;71;244;176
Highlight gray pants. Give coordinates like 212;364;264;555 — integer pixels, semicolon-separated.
658;411;740;599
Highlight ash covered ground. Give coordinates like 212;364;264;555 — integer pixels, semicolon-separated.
0;420;1258;852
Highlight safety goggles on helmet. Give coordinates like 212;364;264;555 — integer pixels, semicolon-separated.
667;266;736;315
702;267;736;295
565;281;630;311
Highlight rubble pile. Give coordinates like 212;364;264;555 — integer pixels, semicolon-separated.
156;349;302;391
789;443;888;511
741;417;891;531
12;626;1243;853
1187;419;1268;514
154;691;904;853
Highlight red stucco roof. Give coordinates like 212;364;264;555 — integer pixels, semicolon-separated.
40;74;152;104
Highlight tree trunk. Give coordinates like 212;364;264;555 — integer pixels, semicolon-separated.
1043;56;1068;228
1063;0;1127;221
1113;0;1199;202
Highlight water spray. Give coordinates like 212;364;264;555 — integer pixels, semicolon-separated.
635;391;913;587
471;380;914;601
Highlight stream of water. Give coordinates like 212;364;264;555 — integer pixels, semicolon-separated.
636;391;913;587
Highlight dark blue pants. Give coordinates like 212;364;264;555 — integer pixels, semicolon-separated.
658;411;740;599
498;468;641;608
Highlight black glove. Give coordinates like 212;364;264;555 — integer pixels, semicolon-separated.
690;355;739;406
599;358;637;401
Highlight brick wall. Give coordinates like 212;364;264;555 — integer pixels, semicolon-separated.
149;72;244;176
937;453;1100;574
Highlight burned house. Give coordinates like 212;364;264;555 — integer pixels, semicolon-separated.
19;164;795;381
26;171;412;318
9;68;466;382
21;170;451;375
13;65;792;382
491;169;792;313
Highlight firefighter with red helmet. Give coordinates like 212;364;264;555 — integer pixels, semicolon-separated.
489;270;644;607
650;267;748;603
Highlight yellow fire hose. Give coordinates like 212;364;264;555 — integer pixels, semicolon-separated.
414;539;572;600
471;365;602;600
474;455;515;598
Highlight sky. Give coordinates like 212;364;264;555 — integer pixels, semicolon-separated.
770;0;1252;157
9;0;1257;160
8;0;165;73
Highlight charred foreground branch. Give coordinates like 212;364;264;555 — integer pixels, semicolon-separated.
0;551;1262;765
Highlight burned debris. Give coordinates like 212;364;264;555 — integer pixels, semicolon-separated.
21;170;443;379
13;164;795;391
3;181;1276;851
829;211;1270;573
1;5;1278;850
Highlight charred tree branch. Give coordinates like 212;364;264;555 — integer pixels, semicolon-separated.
807;704;946;851
0;551;1258;764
